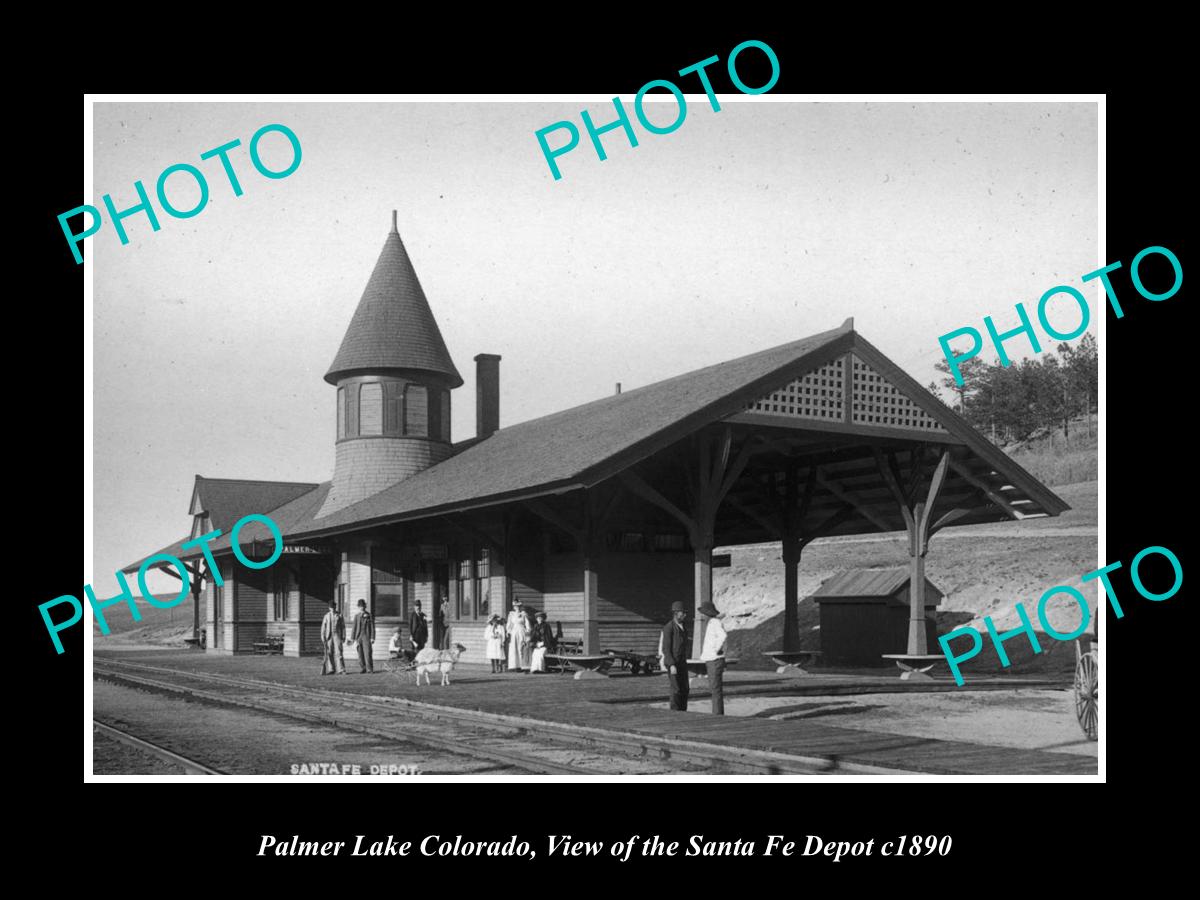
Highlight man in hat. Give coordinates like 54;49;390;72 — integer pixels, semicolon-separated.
350;598;375;674
320;600;346;675
409;601;428;653
661;600;690;711
506;596;532;672
699;601;728;715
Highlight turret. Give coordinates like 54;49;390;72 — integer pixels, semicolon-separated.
316;212;462;518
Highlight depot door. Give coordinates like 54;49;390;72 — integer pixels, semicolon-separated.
432;563;450;649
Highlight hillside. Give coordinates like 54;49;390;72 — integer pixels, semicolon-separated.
719;481;1098;677
93;596;198;649
1002;414;1097;486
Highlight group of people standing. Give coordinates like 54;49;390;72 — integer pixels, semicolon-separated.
319;599;448;676
319;598;377;675
484;596;557;673
660;599;728;715
318;592;731;715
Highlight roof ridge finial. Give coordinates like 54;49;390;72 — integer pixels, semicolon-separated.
390;209;398;234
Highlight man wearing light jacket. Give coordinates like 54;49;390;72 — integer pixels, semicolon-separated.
320;600;346;676
699;601;728;715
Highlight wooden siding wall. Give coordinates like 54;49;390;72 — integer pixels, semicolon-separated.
596;551;691;655
543;552;584;621
235;567;269;652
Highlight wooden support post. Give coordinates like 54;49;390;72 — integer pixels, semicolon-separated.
498;511;513;620
908;501;928;654
780;461;801;653
692;533;713;659
582;493;601;655
781;535;801;652
583;550;600;654
190;564;204;643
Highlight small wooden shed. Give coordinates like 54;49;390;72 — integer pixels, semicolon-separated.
812;568;943;666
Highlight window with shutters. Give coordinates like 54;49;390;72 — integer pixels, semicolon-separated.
387;384;404;437
456;555;472;619
440;390;451;441
405;384;428;437
359;382;383;435
336;387;346;438
474;548;490;619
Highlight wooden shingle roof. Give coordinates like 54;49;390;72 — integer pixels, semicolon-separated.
189;475;320;534
812;567;942;599
324;218;463;387
121;476;319;573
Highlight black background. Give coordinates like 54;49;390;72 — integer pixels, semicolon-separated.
24;27;1187;884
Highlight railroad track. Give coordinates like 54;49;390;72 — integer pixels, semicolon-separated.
95;660;606;775
94;719;224;775
94;657;900;775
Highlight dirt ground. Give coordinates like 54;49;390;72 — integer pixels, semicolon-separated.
93;730;187;775
649;688;1098;759
93;679;514;775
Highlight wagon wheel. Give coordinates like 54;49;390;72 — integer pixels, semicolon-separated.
1074;650;1098;741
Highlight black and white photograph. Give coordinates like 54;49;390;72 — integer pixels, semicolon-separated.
82;94;1105;780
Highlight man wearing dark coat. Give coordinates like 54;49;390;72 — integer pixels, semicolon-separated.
351;598;375;674
661;600;690;711
408;601;429;653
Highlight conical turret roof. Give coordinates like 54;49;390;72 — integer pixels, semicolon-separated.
324;213;463;386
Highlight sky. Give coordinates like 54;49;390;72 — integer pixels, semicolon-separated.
90;99;1098;595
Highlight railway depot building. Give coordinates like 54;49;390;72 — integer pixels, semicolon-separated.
125;214;1067;666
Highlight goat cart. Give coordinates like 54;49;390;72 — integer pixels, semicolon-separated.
1073;638;1098;741
382;650;419;682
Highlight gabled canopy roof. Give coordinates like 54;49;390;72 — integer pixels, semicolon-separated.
324;216;463;387
121;476;319;573
189;476;319;534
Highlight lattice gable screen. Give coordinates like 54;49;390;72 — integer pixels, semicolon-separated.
743;353;947;434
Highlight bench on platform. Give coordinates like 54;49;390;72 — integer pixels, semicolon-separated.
547;653;614;680
604;649;660;675
254;634;285;655
546;638;583;674
881;653;945;681
763;649;823;675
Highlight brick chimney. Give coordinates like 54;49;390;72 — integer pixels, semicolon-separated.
474;354;501;438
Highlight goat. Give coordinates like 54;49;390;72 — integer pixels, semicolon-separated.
414;643;468;686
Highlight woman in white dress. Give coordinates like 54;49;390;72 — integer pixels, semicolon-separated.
484;614;506;674
505;597;532;672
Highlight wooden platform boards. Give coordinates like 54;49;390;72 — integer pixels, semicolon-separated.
95;649;1094;775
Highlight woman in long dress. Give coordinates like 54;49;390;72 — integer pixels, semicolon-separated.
505;598;531;672
484;614;506;674
529;611;557;673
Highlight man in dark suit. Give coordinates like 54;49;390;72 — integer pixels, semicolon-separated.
409;601;429;653
661;600;690;711
351;598;375;674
